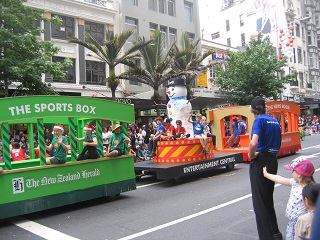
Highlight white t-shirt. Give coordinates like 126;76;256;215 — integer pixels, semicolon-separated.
102;131;112;145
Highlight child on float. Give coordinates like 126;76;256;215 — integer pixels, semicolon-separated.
263;157;315;240
201;116;216;150
224;116;241;148
188;113;208;155
173;119;188;140
294;182;320;240
45;123;69;165
105;124;130;157
10;142;30;161
76;124;101;161
161;118;176;141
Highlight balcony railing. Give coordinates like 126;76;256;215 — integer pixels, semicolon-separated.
84;0;107;7
289;81;299;87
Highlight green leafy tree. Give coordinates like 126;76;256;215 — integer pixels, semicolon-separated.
215;33;287;105
172;32;214;99
0;0;70;97
120;31;176;116
69;30;151;101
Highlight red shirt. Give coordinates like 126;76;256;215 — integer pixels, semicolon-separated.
166;124;176;136
175;126;186;136
10;148;26;161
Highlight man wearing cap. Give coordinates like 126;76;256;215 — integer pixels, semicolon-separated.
106;124;130;157
76;124;101;161
46;123;69;164
248;96;283;240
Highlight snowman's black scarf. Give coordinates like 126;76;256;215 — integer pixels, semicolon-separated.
169;96;187;110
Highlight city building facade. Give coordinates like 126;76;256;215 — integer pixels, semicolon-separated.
21;0;203;122
200;0;320;109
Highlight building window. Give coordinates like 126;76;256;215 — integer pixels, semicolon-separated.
125;17;138;43
159;0;166;14
187;32;195;41
309;52;314;68
149;23;158;38
239;14;244;26
125;0;138;5
316;15;320;28
52;57;76;83
241;33;245;47
168;0;175;16
85;60;106;85
85;21;104;45
184;1;193;22
209;67;217;78
303;50;306;65
160;25;167;48
317;35;320;48
211;32;220;40
149;0;157;11
227;38;231;47
295;23;300;37
307;31;312;45
299;72;304;88
51;15;75;40
169;28;177;45
226;19;230;31
297;48;302;64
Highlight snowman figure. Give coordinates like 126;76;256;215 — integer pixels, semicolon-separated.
166;78;193;138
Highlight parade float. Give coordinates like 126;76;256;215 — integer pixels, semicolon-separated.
0;96;136;220
134;79;243;181
207;101;301;162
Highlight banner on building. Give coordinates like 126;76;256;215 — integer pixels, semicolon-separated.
197;72;208;87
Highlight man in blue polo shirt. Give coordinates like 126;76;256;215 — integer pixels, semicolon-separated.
248;96;283;240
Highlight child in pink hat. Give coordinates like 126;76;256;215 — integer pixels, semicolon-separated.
263;157;315;240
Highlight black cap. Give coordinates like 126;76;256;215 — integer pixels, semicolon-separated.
168;78;186;87
251;96;265;110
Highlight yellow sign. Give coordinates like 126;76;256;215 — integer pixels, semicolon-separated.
197;72;208;87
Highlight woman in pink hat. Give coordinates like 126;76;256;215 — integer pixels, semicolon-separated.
263;158;316;240
45;123;69;164
76;124;101;160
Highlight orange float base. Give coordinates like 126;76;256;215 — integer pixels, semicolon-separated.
153;138;214;163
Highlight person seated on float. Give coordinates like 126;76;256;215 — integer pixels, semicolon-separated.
224;116;241;148
45;124;69;165
188;113;208;155
201;116;216;149
76;124;101;161
238;119;247;135
10;142;30;161
34;141;50;158
149;117;166;157
160;118;176;141
173;119;190;140
105;124;130;157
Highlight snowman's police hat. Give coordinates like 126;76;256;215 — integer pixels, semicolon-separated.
168;78;186;87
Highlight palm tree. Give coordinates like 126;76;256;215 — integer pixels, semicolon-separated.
120;31;176;116
69;30;151;100
172;32;215;99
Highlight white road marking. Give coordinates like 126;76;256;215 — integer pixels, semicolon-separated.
137;181;165;188
11;217;80;240
9;144;320;240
